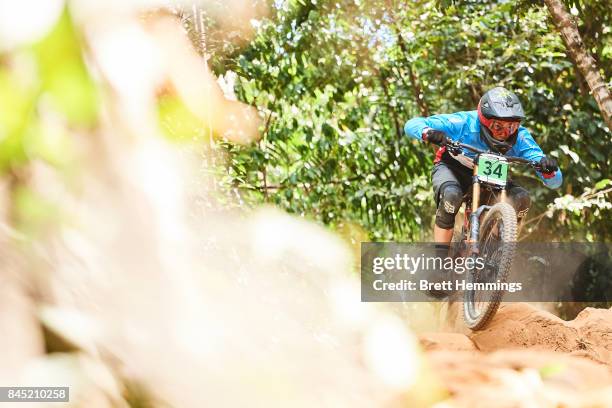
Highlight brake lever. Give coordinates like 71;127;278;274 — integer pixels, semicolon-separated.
445;140;462;156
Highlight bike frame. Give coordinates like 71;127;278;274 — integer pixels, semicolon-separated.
467;153;507;249
446;139;542;256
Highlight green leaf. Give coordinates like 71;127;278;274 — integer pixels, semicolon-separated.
32;8;98;127
594;179;611;191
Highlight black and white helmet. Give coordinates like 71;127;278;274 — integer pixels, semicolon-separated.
477;87;525;154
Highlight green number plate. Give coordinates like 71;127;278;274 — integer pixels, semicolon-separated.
477;155;508;185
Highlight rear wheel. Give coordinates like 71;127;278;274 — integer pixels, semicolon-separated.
463;202;517;330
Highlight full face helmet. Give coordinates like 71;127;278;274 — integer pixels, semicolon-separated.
477;87;525;154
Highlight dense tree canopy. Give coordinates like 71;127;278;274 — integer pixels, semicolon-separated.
196;0;610;242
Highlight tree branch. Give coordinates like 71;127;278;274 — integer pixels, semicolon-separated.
544;0;612;130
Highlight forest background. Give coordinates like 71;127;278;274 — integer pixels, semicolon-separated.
187;0;611;243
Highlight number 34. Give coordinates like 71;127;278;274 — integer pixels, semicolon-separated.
483;161;503;178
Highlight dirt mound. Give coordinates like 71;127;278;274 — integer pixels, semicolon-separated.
423;303;612;366
568;307;612;365
419;304;612;406
419;332;478;352
469;303;612;366
426;349;612;407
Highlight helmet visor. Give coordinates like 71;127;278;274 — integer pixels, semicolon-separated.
488;119;520;140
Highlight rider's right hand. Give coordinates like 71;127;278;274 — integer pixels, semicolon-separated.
422;128;447;146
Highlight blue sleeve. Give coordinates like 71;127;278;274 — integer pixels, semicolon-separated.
514;128;563;189
404;112;468;142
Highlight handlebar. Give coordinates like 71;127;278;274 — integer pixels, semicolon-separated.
443;138;543;171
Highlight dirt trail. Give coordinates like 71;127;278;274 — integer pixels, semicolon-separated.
419;303;612;407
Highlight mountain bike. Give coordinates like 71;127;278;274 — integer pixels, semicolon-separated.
444;138;545;330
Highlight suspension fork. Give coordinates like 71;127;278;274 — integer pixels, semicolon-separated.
469;159;480;245
468;157;490;253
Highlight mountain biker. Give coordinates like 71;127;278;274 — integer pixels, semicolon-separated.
404;87;561;273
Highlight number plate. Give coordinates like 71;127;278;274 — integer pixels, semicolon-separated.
477;154;508;186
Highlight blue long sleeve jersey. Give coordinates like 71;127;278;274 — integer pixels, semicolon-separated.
404;110;562;189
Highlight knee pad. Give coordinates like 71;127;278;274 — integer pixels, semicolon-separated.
435;183;463;229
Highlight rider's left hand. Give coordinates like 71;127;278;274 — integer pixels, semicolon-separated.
539;156;558;176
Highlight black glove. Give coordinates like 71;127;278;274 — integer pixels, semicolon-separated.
422;128;447;146
539;156;558;174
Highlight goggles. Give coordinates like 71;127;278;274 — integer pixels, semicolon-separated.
488;119;520;139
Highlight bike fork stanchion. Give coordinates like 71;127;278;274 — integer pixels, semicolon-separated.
470;157;481;251
500;188;507;204
469;205;491;254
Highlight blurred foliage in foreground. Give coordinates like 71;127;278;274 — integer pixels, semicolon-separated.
2;3;451;407
0;7;99;235
194;0;611;242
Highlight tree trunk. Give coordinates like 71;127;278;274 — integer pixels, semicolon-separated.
544;0;612;131
393;26;431;117
406;64;430;117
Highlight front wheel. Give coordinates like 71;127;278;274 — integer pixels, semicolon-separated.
463;202;517;330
